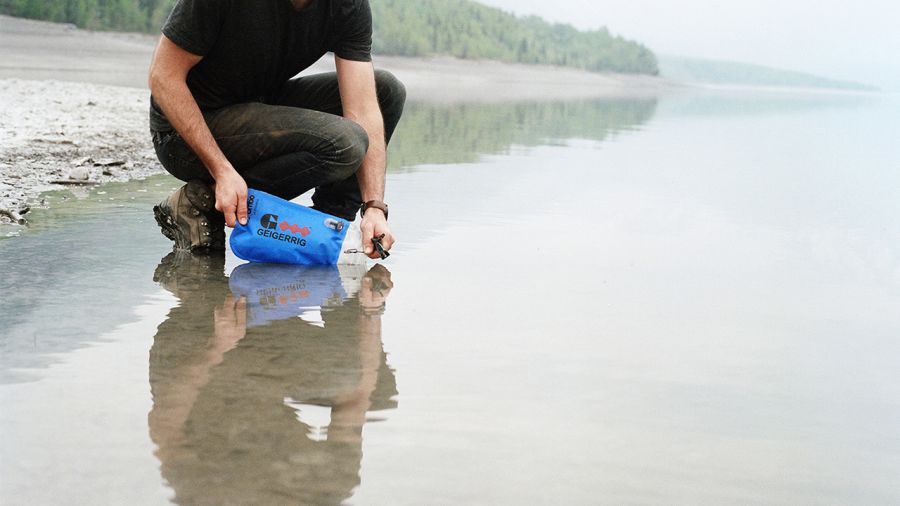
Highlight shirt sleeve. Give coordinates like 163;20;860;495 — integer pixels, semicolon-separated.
161;0;226;56
333;0;373;62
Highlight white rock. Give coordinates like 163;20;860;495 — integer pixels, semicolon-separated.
68;167;90;180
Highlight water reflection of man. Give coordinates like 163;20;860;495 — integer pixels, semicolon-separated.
148;254;397;505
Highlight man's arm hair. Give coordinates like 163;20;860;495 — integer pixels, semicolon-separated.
148;35;248;227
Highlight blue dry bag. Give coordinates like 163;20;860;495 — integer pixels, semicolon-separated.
229;189;350;265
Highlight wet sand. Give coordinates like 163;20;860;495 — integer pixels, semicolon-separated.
0;14;669;224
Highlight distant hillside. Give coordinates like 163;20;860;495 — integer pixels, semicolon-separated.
0;0;659;76
660;55;875;91
372;0;658;75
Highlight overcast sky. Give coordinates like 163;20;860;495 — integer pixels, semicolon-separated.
476;0;900;90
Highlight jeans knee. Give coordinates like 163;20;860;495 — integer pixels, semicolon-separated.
332;119;369;173
375;69;407;118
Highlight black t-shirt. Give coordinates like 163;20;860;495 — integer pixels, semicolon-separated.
151;0;372;127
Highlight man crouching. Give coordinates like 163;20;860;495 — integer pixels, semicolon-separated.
149;0;404;259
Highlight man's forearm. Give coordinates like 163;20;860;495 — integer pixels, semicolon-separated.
150;77;233;179
348;111;387;202
331;56;394;255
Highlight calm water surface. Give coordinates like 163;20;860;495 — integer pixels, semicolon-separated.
2;91;899;505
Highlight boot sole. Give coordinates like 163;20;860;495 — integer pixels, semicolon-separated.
153;203;189;250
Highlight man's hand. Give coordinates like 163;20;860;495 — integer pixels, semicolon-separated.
360;208;394;259
214;170;249;228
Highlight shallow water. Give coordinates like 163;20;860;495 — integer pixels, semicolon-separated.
2;92;900;505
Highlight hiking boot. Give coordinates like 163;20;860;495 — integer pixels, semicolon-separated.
153;180;225;253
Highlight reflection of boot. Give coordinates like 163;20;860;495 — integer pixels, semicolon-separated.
153;180;225;253
153;251;227;299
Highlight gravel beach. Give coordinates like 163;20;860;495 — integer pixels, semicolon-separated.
0;14;668;224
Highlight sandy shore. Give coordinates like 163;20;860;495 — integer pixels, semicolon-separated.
0;14;668;224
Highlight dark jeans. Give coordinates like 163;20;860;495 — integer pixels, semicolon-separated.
150;70;406;221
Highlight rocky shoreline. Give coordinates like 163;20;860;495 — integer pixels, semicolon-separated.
0;79;158;224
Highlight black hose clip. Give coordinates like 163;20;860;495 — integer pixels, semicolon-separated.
372;233;390;260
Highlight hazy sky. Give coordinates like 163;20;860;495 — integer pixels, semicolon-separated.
476;0;900;90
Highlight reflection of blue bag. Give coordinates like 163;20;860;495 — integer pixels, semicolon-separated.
229;263;347;328
229;189;350;265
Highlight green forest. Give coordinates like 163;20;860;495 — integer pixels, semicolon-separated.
0;0;659;75
372;0;656;74
0;0;172;33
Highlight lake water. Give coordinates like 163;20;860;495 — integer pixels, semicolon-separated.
2;90;900;505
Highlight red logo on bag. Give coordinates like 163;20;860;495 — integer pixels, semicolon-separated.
280;221;311;237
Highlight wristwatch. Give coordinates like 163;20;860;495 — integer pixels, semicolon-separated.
360;200;389;220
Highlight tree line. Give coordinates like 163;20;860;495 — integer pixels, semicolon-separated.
0;0;171;33
371;0;657;75
0;0;659;75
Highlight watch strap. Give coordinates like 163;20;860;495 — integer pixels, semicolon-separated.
360;200;389;220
